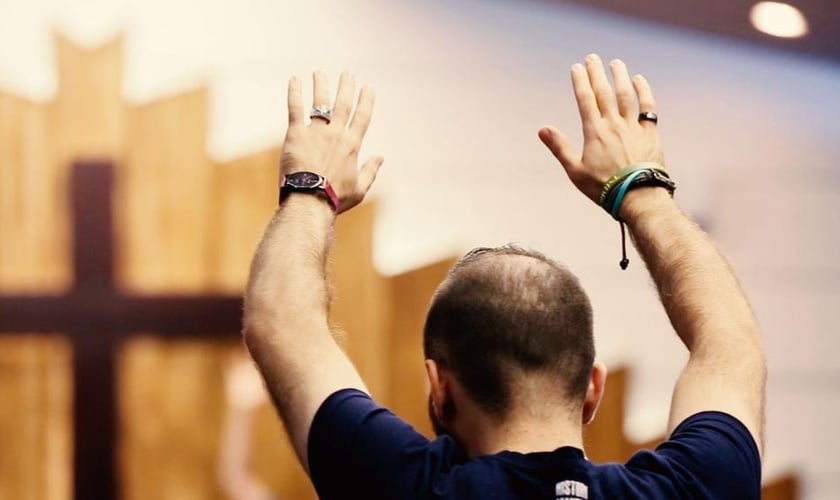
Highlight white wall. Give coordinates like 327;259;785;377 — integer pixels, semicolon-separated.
1;0;838;497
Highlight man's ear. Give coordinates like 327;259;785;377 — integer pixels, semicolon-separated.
425;359;448;421
582;361;607;425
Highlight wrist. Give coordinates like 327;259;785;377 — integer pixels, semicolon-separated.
280;192;337;220
619;187;676;224
279;171;340;212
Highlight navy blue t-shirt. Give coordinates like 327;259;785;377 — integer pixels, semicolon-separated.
308;389;761;499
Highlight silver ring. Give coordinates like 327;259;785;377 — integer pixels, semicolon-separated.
638;111;658;124
310;105;332;124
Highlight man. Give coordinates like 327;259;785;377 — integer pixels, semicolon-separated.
243;54;765;499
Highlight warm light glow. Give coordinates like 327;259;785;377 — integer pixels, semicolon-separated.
750;2;809;38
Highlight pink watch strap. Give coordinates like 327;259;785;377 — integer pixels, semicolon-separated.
323;181;340;212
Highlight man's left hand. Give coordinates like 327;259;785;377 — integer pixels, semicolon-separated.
281;71;383;214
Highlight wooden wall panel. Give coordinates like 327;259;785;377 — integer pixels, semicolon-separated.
48;34;126;291
118;338;230;500
52;34;124;166
387;259;455;436
117;83;232;498
119;88;213;293
0;66;71;500
763;474;800;500
0;336;71;500
0;91;64;291
584;367;634;462
331;202;392;400
209;149;280;294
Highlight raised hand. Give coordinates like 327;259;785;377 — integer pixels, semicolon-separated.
281;71;383;214
538;54;664;205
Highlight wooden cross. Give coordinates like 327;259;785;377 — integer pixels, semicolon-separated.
0;161;243;499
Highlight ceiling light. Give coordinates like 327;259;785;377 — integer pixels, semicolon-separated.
750;2;809;38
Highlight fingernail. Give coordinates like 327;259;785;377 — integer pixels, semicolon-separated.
586;53;599;62
572;63;584;72
611;59;623;66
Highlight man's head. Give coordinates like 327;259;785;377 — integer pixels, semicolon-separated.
423;245;603;440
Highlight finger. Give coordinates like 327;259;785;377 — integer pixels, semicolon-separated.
610;59;635;120
332;71;356;128
538;126;582;173
311;71;331;125
349;85;375;139
571;63;599;136
585;53;618;118
633;74;657;130
287;76;304;127
358;156;384;194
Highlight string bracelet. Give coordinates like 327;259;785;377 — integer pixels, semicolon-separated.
599;163;676;269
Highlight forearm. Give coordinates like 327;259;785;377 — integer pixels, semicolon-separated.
621;188;762;357
243;194;334;343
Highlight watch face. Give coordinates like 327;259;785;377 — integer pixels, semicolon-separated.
287;172;323;189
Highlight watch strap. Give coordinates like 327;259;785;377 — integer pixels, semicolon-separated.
279;173;340;212
322;182;340;212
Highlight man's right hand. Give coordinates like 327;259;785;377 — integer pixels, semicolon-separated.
539;53;766;458
538;54;664;205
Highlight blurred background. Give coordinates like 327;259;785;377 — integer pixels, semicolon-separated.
0;0;837;498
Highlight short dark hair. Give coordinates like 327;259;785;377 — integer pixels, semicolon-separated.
423;244;594;420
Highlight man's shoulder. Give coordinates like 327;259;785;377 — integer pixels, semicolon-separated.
605;411;762;499
310;393;759;500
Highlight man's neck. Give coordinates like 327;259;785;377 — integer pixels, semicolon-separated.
454;402;584;458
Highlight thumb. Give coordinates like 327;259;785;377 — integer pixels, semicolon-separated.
358;156;384;194
538;126;581;173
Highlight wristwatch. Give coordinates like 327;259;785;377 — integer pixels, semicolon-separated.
279;171;339;212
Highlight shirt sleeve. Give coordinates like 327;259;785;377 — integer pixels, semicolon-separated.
625;411;762;499
307;388;452;500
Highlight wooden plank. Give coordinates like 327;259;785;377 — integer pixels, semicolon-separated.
48;34;125;292
119;88;213;293
118;84;227;498
387;259;457;436
0;336;71;500
331;201;391;400
51;34;124;168
0;69;72;500
209;148;280;294
584;367;633;462
762;474;800;500
0;91;64;291
118;338;232;500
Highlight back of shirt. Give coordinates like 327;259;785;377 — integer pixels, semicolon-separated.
308;389;761;499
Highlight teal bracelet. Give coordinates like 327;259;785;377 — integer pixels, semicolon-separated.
609;169;648;220
598;166;640;206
